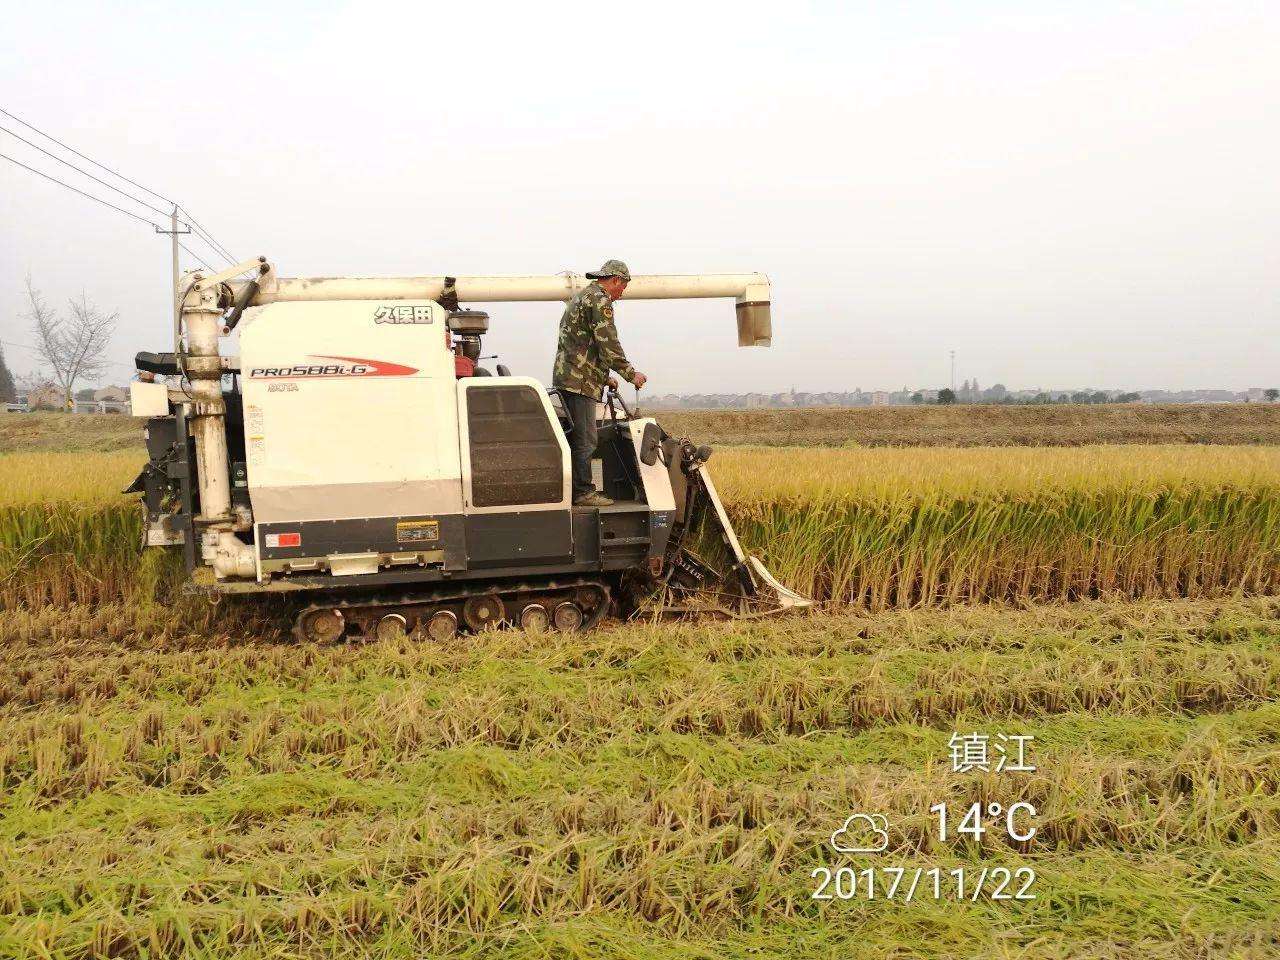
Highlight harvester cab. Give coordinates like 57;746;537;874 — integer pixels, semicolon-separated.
127;259;810;641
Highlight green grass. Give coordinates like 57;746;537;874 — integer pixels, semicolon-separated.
0;598;1278;957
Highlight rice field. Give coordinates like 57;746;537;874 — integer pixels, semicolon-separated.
2;436;1280;956
0;453;159;609
3;445;1278;611
712;446;1280;608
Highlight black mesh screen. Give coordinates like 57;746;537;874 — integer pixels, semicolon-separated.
467;386;565;507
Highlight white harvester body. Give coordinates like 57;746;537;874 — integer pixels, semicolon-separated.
128;261;808;638
240;300;466;524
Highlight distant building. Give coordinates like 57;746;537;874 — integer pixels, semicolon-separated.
870;391;889;406
72;385;129;414
93;385;128;403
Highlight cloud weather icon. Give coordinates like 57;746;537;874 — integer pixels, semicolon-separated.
830;813;890;854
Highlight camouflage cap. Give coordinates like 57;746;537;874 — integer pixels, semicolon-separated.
585;259;631;282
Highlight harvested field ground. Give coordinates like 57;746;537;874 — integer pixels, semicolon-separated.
0;414;139;454
0;598;1277;958
659;403;1280;447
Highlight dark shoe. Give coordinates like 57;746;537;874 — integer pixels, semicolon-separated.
574;491;614;507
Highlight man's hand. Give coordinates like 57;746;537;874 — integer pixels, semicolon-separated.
633;372;648;390
607;376;619;391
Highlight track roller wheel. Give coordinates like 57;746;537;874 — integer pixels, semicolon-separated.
574;585;609;622
424;609;459;642
463;593;506;632
297;607;345;643
518;603;550;633
551;601;584;632
376;613;408;641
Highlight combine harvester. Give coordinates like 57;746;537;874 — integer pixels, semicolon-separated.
128;259;810;640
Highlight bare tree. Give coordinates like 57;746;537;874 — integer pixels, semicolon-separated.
25;276;116;410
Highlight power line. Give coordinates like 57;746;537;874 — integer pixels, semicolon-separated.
179;206;237;265
172;217;235;271
0;123;181;223
177;241;215;271
0;105;174;207
0;150;163;228
3;151;220;273
1;107;239;269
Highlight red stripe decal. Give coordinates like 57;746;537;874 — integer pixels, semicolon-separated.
312;355;420;376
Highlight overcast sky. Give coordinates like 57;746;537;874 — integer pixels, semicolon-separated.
2;1;1277;394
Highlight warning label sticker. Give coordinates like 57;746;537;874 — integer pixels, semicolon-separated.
396;519;440;543
247;405;266;467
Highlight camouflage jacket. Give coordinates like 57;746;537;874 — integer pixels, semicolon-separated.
552;281;637;398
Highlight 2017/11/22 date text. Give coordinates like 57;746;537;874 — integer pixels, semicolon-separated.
812;865;1036;902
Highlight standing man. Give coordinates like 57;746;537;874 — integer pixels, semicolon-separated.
553;259;647;507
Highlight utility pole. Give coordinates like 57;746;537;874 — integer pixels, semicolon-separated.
155;204;190;352
950;350;956;391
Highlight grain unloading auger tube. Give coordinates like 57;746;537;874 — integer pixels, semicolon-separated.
128;255;810;635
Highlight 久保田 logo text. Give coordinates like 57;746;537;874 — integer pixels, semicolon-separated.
248;356;419;379
374;305;433;324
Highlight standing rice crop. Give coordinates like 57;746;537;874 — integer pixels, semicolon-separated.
3;445;1279;611
0;452;163;608
711;446;1280;609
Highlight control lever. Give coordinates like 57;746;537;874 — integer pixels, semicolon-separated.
607;386;636;420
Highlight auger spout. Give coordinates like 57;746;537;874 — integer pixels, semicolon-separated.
232;270;774;347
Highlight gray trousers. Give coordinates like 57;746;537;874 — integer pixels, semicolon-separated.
560;389;599;500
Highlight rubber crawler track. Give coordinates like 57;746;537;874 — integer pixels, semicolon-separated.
292;576;612;642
